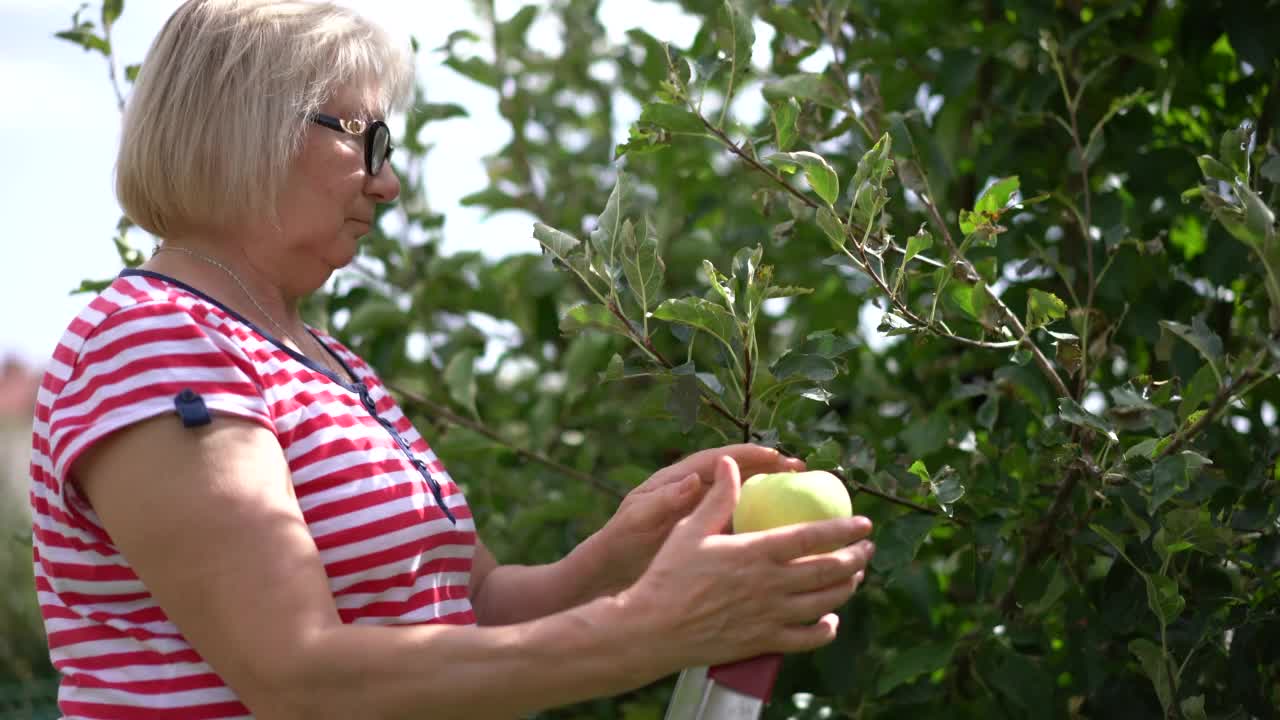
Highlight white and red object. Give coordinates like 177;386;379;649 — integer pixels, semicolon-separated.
664;653;783;720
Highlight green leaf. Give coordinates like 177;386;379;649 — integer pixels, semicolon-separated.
976;176;1020;215
767;151;839;206
764;284;812;300
906;459;930;484
1059;397;1118;443
343;298;405;338
621;218;666;313
791;330;858;359
560;303;629;336
874;641;955;696
444;348;480;420
804;438;843;471
771;353;838;382
870;514;936;578
816;208;846;251
1147;573;1185;626
1197;155;1236;182
1124;438;1162;462
759;5;822;43
591;173;635;282
980;649;1055;713
443;55;501;87
495;5;539;49
903;228;933;266
961;176;1020;234
894;227;933;294
1262;155;1280;183
703;259;735;311
1129;639;1174;715
1091;523;1131;561
1240;184;1277;246
1159;318;1224;385
761;73;844;110
1149;451;1211;513
533;222;581;259
639;103;705;134
666;369;700;433
55;29;110;55
1180;696;1208;720
1179;363;1219;418
732;245;764;321
1026;289;1067;330
1170;214;1206;261
770;97;800;151
653;297;741;350
101;0;123;31
602;354;625;382
716;0;755;100
1219;122;1252;178
977;395;1000;430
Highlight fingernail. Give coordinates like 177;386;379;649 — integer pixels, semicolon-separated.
864;541;876;557
854;570;865;584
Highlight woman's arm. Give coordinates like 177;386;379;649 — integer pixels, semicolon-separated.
468;534;617;626
76;415;873;720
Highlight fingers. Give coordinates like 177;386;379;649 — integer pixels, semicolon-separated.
674;456;741;538
771;613;841;654
717;444;807;476
777;579;859;626
777;540;875;594
753;516;874;563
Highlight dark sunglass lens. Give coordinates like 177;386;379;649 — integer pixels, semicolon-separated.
370;126;390;174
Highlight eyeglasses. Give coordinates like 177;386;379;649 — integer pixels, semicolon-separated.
308;113;393;176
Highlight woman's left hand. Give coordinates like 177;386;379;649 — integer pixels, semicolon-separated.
586;444;807;595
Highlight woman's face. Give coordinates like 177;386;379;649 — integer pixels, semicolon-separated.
268;84;400;293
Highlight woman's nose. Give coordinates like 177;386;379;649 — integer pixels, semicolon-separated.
367;162;400;203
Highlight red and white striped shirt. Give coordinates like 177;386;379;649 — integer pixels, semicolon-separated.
29;270;477;718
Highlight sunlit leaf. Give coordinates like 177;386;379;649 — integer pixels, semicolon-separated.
1026;289;1067;330
767;151;840;206
621;218;665;313
653;297;741;350
770;97;800;151
639;102;705;134
560;303;629;336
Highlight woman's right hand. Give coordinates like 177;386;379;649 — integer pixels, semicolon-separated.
618;455;875;670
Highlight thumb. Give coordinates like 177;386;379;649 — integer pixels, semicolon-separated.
675;455;740;538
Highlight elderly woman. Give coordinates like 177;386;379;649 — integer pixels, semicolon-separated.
28;1;875;717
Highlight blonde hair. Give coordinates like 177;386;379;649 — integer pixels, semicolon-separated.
116;0;413;237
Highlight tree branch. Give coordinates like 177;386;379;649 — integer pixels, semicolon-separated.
1156;351;1271;461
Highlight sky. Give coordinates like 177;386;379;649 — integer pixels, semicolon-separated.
0;0;707;367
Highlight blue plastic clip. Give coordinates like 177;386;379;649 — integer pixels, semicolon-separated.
174;389;212;428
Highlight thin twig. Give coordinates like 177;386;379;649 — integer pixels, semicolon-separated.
388;381;625;500
103;24;126;113
1155;351;1271;461
918;193;1075;400
601;299;751;434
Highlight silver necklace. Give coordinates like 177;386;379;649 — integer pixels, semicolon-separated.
152;244;345;378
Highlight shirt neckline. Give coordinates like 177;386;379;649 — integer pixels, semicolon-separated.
119;268;363;392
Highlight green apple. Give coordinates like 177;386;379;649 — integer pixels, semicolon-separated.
732;470;853;546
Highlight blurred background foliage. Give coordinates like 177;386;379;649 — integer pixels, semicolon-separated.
5;0;1280;718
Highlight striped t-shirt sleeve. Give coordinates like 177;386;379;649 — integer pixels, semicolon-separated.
46;300;274;496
